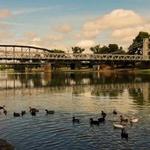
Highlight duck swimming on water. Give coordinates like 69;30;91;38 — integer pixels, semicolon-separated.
72;117;80;123
3;109;7;115
121;128;128;141
113;110;117;115
30;111;36;116
21;111;26;116
113;123;125;129
29;107;39;113
45;109;55;115
0;105;5;110
90;118;100;125
101;111;107;118
98;116;105;123
120;115;128;123
13;112;20;117
130;117;139;123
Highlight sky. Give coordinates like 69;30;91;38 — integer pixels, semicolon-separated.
0;0;150;52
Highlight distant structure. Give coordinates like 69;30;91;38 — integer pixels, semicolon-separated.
0;39;149;70
143;38;150;59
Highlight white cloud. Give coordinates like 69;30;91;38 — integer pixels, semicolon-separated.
47;34;64;41
82;9;145;39
2;8;150;51
0;9;12;19
0;30;13;41
111;24;150;44
76;40;96;48
55;24;72;33
24;32;38;39
13;6;62;15
15;31;69;51
0;9;14;42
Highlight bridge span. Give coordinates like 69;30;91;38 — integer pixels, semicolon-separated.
0;39;149;65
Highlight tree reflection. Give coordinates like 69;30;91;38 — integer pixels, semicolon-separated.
72;85;85;95
1;71;150;107
91;87;122;97
128;88;144;105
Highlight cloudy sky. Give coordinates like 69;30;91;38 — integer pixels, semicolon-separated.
0;0;150;51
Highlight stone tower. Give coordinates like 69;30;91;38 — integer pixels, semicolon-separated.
143;38;149;59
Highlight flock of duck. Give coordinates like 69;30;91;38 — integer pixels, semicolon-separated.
0;105;139;141
72;110;139;141
0;105;55;117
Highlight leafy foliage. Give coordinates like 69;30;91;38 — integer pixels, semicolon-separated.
128;31;150;55
50;49;65;53
71;46;85;54
90;44;124;54
90;45;101;54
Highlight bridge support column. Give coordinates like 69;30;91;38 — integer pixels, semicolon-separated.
143;38;149;60
70;63;76;70
97;65;101;70
93;65;101;71
43;63;51;72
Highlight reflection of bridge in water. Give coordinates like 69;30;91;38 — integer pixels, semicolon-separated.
0;76;149;90
0;39;149;65
0;77;149;101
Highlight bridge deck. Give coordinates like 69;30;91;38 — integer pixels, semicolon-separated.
0;45;150;64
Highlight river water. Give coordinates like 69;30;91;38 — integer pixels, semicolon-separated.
0;71;150;150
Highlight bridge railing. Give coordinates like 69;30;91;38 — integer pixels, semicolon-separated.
40;53;145;61
0;51;147;61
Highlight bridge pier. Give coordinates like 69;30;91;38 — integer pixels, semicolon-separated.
143;38;149;59
14;64;26;71
70;62;81;70
43;63;51;72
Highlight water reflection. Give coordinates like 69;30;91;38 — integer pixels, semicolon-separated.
0;71;150;107
0;71;150;149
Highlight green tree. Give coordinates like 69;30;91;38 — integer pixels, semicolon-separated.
50;49;65;53
90;45;110;54
90;45;101;54
100;46;109;53
128;31;150;54
108;44;119;53
72;46;85;53
90;44;124;54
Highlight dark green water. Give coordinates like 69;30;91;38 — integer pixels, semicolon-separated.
0;71;150;150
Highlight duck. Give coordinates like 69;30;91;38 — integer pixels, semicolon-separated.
130;118;139;123
113;110;117;115
3;109;7;115
30;111;36;116
21;111;26;116
130;118;139;126
121;128;128;140
101;111;107;118
0;105;5;110
72;117;80;123
90;118;99;125
98;116;105;123
113;123;125;129
120;115;128;123
29;107;39;113
45;109;55;115
13;112;20;117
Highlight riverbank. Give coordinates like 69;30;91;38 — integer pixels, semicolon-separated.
0;139;14;150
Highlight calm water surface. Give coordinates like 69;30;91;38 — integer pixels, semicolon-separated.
0;71;150;150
